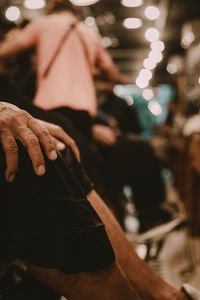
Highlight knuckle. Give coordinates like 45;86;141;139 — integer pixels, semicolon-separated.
19;110;29;119
5;141;18;153
54;125;62;131
0;119;7;129
28;117;37;126
39;127;50;138
27;135;39;146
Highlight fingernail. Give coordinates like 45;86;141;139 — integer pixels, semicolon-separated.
49;150;57;160
37;165;46;176
7;174;16;182
56;143;66;151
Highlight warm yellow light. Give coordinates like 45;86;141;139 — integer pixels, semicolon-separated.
123;18;142;29
139;69;152;80
143;88;154;101
145;28;160;42
143;58;156;70
148;100;162;116
148;50;163;63
70;0;100;6
145;6;160;20
121;0;143;8
151;40;165;52
136;76;149;89
167;63;177;74
5;6;20;21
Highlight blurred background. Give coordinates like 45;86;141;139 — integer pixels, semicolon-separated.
1;0;200;296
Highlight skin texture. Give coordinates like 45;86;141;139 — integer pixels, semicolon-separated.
87;191;187;300
0;102;80;181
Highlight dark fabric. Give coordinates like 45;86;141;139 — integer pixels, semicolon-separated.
99;91;142;134
99;134;165;217
0;268;59;300
0;144;115;274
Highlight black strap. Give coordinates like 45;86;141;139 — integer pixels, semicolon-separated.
43;22;78;78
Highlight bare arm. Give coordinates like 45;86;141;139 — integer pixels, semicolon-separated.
0;29;26;59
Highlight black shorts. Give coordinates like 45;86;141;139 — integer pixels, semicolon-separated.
0;144;115;274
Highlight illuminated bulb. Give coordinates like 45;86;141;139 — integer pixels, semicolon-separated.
167;63;178;74
145;5;160;20
198;77;200;85
113;85;126;97
148;50;163;63
145;28;160;42
24;0;46;9
148;100;162;116
5;6;20;21
70;0;100;5
181;32;195;48
85;16;95;26
151;40;165;52
101;37;112;48
143;58;156;70
124;95;134;106
123;18;142;29
139;69;152;80
136;76;149;89
121;0;143;7
142;88;154;101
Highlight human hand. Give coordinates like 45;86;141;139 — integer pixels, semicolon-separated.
0;102;58;182
37;120;80;163
92;124;119;146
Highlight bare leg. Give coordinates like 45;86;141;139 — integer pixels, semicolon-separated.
27;262;142;300
88;190;187;300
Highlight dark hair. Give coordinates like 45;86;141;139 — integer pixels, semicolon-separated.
47;0;80;16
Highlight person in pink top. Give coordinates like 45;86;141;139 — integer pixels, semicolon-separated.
0;1;120;117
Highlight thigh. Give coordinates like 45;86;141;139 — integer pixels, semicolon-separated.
0;144;115;274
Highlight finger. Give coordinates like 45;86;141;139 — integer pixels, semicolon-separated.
17;126;46;176
52;137;66;151
1;129;18;182
101;133;116;146
28;118;57;161
52;127;81;162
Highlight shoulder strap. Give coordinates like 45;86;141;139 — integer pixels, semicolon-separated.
43;22;78;78
75;27;92;72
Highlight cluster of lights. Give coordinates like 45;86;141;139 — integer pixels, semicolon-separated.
121;2;164;90
5;0;101;22
5;0;47;22
118;3;164;117
135;39;165;89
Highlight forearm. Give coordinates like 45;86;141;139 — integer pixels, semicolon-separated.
0;40;24;59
